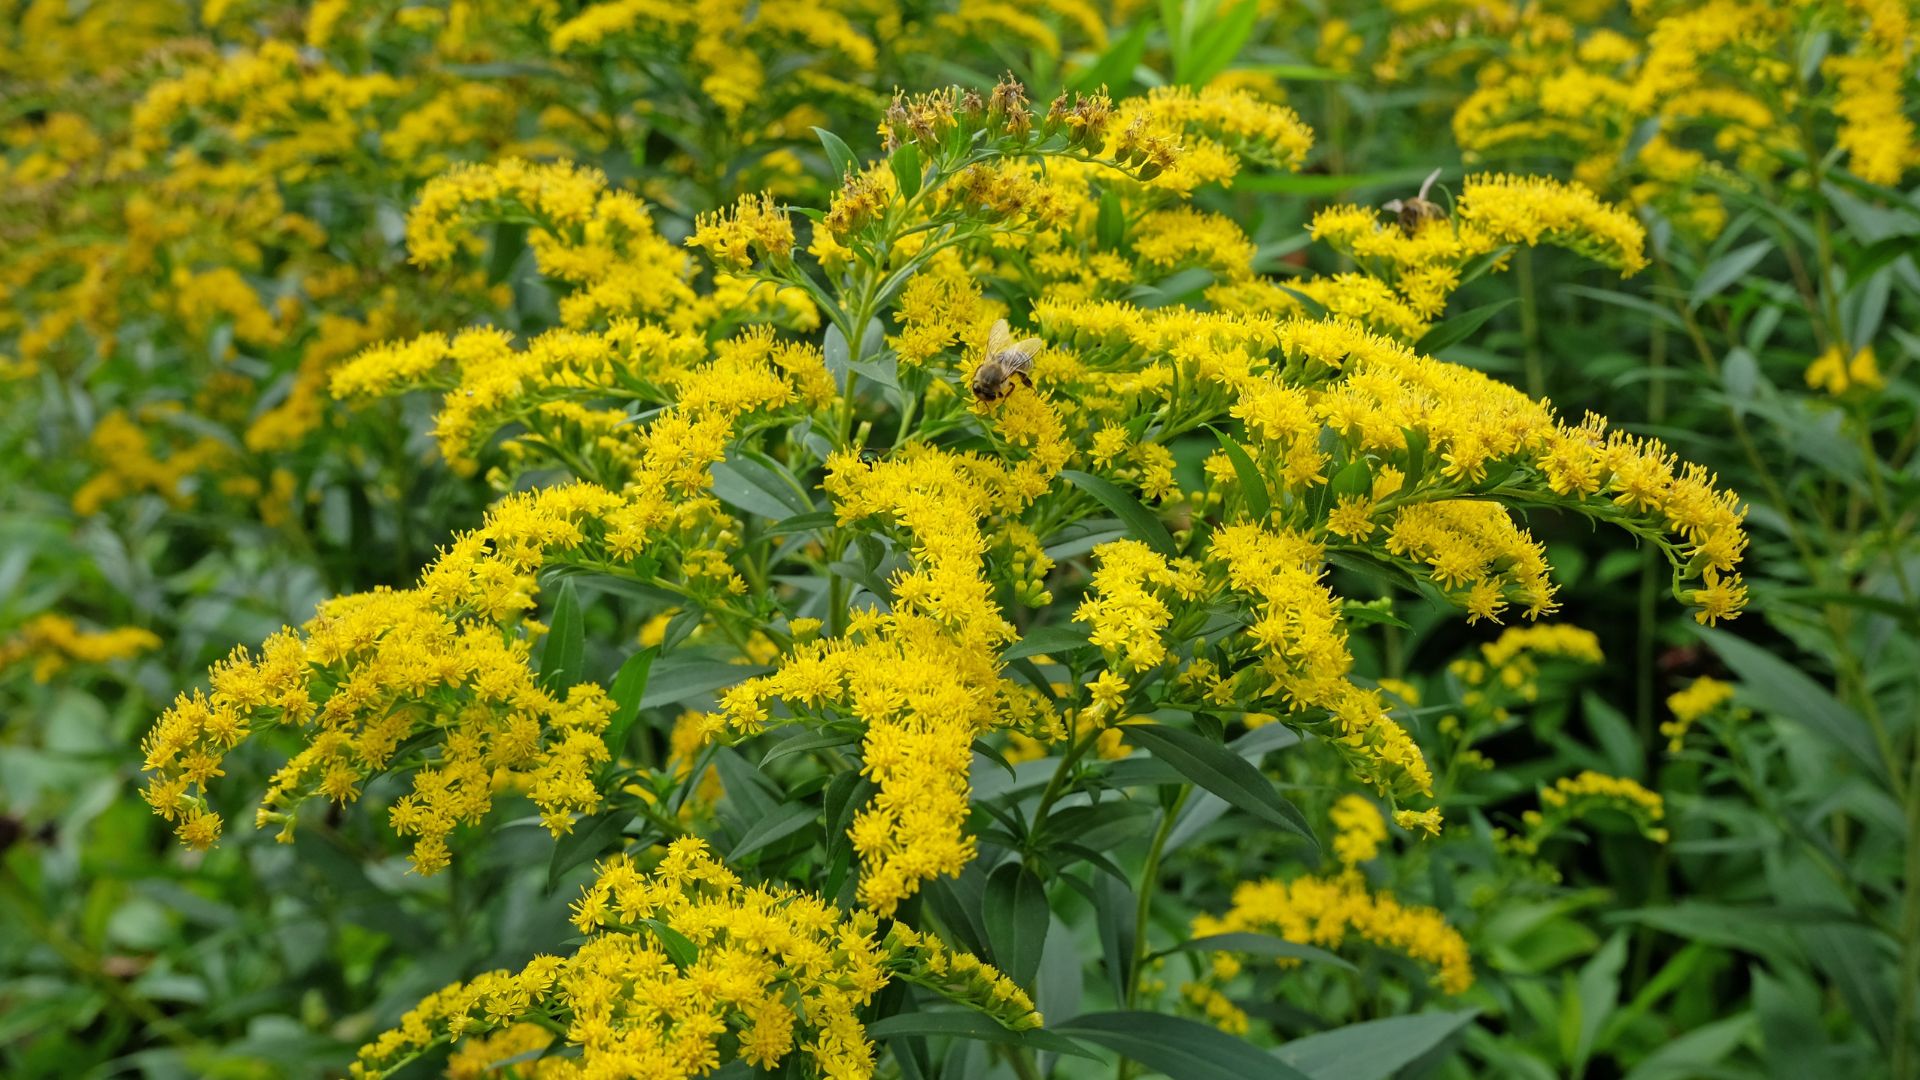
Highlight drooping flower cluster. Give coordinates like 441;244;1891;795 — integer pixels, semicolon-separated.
140;484;634;870
1307;172;1646;325
1193;871;1475;998
1505;770;1670;855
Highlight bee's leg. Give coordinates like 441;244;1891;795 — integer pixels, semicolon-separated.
1016;371;1033;387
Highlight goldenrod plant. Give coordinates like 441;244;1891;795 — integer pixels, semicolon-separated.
3;1;1916;1078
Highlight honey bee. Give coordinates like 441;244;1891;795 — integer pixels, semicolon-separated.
1382;167;1447;237
971;318;1042;403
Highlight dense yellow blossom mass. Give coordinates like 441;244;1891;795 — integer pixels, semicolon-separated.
353;838;1038;1079
108;63;1770;1076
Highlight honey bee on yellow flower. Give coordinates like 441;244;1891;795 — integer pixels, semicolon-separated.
971;317;1042;402
1382;166;1448;237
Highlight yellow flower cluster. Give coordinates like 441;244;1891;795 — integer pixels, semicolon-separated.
138;482;690;869
1447;0;1919;235
1662;675;1741;750
1209;523;1434;799
1075;540;1205;672
549;0;882;126
1192;872;1474;995
1805;344;1885;397
70;408;227;517
354;838;1039;1079
1115;85;1315;190
403;158;707;329
0;615;161;684
1308;172;1644;324
1330;794;1388;867
688;192;797;270
1511;770;1670;853
719;448;1061;914
1479;623;1606;668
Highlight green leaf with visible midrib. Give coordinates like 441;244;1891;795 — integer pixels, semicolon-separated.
1274;1010;1479;1080
1415;297;1517;356
1206;426;1270;519
603;648;657;759
1689;239;1773;309
812;126;855;181
1694;626;1887;782
1002;624;1095;661
984;862;1050;990
1122;723;1316;847
865;1012;1097;1059
1056;1011;1313;1080
1062;470;1177;556
1163;931;1356;972
538;580;585;691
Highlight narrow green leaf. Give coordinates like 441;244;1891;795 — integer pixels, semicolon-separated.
1207;426;1270;519
1561;284;1686;330
538;580;585;690
865;1012;1098;1059
1621;1015;1756;1080
1092;873;1135;1002
486;221;527;284
641;918;699;969
1720;346;1759;408
1069;19;1151;94
1329;459;1371;499
640;657;771;709
985;862;1050;990
1275;1011;1479;1080
761;728;860;766
812;126;856;181
1002;625;1095;661
1122;724;1316;846
1572;932;1627;1074
765;509;839;536
546;809;630;890
603;648;657;760
1062;469;1176;556
1056;1011;1313;1080
1694;626;1887;783
1689;239;1773;309
1096;186;1127;249
1415;297;1518;355
711;746;783;821
1181;0;1262;87
729;801;816;862
890;142;922;201
1164;932;1356;972
710;454;813;520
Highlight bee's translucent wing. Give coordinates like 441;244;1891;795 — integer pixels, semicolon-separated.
988;318;1012;355
1418;166;1443;201
1000;337;1043;373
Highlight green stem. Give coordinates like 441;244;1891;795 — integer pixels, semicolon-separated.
1005;1044;1044;1080
1517;247;1546;399
1117;787;1191;1080
1896;736;1920;1079
1635;319;1669;744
